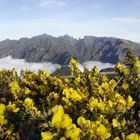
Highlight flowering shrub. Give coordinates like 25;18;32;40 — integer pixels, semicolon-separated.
0;49;140;140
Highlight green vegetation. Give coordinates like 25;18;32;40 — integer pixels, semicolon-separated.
0;49;140;140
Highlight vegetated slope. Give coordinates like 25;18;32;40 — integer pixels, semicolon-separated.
0;34;140;64
1;50;140;139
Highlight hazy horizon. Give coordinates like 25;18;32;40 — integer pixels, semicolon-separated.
0;0;140;42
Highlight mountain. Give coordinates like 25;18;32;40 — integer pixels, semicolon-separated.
0;34;140;64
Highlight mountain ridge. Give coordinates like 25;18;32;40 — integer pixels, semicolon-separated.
0;34;140;65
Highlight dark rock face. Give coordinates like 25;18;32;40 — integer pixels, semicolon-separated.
0;34;140;64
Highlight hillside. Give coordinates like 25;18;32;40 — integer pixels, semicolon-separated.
0;34;140;64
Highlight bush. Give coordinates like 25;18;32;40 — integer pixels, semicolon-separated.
0;49;140;140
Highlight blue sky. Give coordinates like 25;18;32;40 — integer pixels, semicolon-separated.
0;0;140;42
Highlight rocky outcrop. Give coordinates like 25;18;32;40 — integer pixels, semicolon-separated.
0;34;139;64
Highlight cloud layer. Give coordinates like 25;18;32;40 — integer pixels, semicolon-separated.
0;56;61;74
78;61;114;72
0;56;114;75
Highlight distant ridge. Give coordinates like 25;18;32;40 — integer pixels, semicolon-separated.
0;34;140;64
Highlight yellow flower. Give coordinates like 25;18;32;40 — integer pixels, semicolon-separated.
138;111;140;118
24;87;30;95
24;98;34;110
96;124;111;140
41;132;53;140
116;63;123;71
52;105;64;117
121;119;126;127
63;88;70;98
115;93;122;99
112;119;120;128
52;114;63;128
63;88;82;101
119;99;126;106
113;137;120;140
65;124;81;140
109;79;117;88
98;100;105;111
126;133;140;140
101;82;109;90
61;114;72;129
77;117;86;127
98;86;104;95
75;76;81;83
5;125;14;139
108;100;113;107
0;104;7;126
88;97;98;111
126;95;135;109
122;68;129;75
122;82;129;90
60;137;66;140
64;78;69;83
0;104;6;115
70;58;77;65
0;114;7;126
9;81;21;99
54;93;59;99
51;105;64;128
135;58;140;73
7;102;20;113
71;90;82;101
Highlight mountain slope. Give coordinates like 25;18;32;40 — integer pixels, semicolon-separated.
0;34;139;64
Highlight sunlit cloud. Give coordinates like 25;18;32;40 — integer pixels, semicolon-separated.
78;61;114;72
0;56;61;74
0;56;114;74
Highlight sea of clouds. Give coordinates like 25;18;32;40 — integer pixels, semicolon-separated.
0;56;115;74
78;61;115;72
0;56;61;74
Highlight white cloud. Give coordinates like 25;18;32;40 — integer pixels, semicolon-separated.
83;61;114;71
77;61;114;72
0;56;114;75
0;56;61;74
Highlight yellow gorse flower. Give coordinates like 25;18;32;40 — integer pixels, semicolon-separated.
24;97;34;110
0;50;140;139
62;88;82;101
51;105;72;129
41;132;53;140
122;82;129;90
9;81;21;99
112;118;120;128
96;124;111;140
126;95;135;109
126;133;140;140
7;102;20;113
0;104;7;126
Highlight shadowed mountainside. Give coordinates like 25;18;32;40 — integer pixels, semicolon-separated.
0;34;140;64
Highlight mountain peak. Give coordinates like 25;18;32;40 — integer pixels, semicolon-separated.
0;34;139;65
